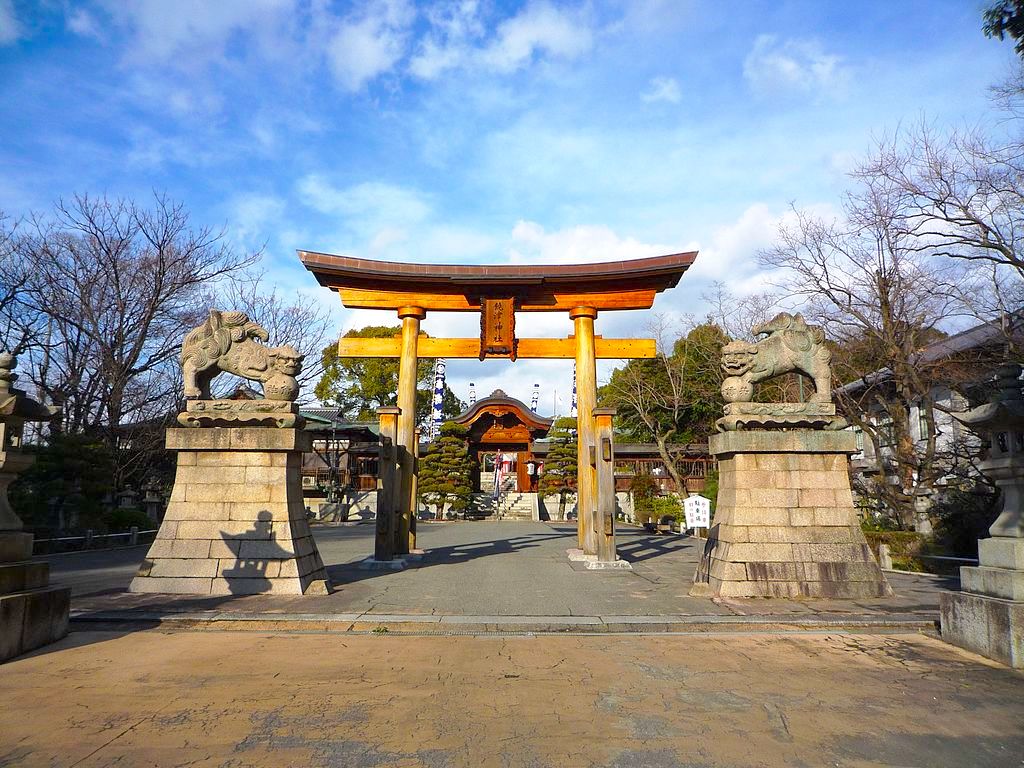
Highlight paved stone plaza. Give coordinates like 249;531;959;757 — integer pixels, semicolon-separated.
49;521;945;628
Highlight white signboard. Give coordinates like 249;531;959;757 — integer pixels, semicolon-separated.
684;494;711;529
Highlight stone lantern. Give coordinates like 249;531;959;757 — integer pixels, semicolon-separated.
0;352;69;662
941;363;1024;667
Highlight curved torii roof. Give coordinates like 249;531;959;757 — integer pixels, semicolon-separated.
298;250;697;312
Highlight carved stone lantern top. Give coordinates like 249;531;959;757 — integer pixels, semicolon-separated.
955;362;1024;540
0;353;58;452
0;353;58;532
956;363;1024;459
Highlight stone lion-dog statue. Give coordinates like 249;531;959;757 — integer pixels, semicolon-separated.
181;309;304;401
720;312;832;403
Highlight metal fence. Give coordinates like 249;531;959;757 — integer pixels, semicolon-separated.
877;543;978;575
32;527;158;555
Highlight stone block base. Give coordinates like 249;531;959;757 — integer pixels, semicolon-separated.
130;427;331;596
960;564;1024;601
692;431;892;599
0;586;71;662
940;590;1024;668
0;532;71;662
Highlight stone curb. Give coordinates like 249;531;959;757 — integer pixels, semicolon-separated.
70;610;938;635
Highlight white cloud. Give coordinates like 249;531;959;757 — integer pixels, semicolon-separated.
743;35;847;97
410;1;593;80
508;220;675;265
296;175;430;225
66;8;102;40
100;0;298;68
408;0;484;79
481;2;592;73
228;193;287;250
641;76;681;104
325;0;415;91
0;0;20;45
686;203;785;283
685;202;838;298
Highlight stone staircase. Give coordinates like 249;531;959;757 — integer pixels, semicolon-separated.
497;491;535;521
467;491;536;521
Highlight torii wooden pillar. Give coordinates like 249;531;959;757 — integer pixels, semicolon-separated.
299;250;697;555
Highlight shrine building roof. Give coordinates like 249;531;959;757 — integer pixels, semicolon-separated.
452;389;553;433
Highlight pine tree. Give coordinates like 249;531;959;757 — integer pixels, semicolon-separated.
538;416;578;520
417;421;475;520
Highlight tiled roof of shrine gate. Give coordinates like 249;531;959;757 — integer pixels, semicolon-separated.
298;250;697;311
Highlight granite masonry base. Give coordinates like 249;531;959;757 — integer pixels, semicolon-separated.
130;427;331;596
0;531;70;662
692;429;892;599
940;537;1024;668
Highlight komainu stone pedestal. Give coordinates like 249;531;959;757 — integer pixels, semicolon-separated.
0;532;70;662
130;427;331;596
692;430;891;599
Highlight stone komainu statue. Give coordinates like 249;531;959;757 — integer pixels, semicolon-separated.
181;310;304;401
720;312;832;403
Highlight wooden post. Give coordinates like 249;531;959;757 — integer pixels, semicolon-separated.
375;407;400;562
571;306;598;554
396;306;425;554
593;407;617;563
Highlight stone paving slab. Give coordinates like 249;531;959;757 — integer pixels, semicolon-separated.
3;629;1023;767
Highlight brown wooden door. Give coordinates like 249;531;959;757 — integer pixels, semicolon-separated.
516;451;529;492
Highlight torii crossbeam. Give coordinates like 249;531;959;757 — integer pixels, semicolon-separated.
300;250;697;559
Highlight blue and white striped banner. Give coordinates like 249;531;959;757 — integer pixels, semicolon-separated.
530;383;540;412
570;367;577;418
430;358;447;439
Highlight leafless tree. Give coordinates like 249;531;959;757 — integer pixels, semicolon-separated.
18;193;258;486
0;214;38;356
760;174;992;528
700;281;781;341
855;123;1024;327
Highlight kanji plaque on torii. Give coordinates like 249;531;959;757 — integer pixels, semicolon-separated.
299;250;697;563
480;297;516;360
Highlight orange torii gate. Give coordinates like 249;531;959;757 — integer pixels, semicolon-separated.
300;250;697;563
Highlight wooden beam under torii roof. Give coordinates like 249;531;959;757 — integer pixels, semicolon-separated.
297;250;697;312
336;335;658;360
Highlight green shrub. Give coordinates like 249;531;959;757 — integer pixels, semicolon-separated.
103;507;154;533
651;495;683;524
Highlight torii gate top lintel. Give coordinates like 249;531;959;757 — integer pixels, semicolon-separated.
298;250;697;312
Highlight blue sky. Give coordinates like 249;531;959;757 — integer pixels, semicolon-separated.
0;1;1016;410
